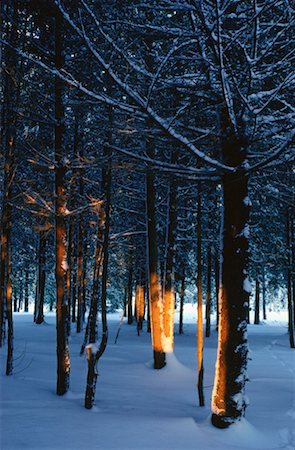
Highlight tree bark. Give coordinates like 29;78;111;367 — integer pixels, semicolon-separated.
254;279;260;325
179;269;185;335
163;178;177;353
24;271;29;312
55;10;70;395
145;121;165;368
127;250;133;325
286;209;295;348
206;247;212;337
35;232;46;324
211;132;250;428
197;185;204;406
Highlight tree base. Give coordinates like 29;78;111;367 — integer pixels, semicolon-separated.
211;413;239;429
153;350;166;369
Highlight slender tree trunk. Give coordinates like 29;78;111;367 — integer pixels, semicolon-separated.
262;267;266;321
66;219;72;332
80;206;104;356
254;279;260;325
136;275;145;335
5;223;13;375
290;214;295;329
55;10;70;395
24;271;29;312
85;154;111;409
206;247;212;337
163;178;177;353
71;254;77;322
35;232;46;324
85;77;112;409
76;219;83;333
18;272;23;312
13;291;17;313
196;185;204;406
215;251;220;331
211;131;250;428
179;269;185;335
127;251;133;325
286;209;295;348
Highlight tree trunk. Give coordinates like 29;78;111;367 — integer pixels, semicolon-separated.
24;271;29;312
286;209;295;348
211;133;250;428
254;279;260;325
262;267;266;321
127;251;133;325
197;185;204;406
215;251;220;331
206;247;212;338
136;279;145;335
179;269;185;335
146;133;165;369
163;178;177;353
85;159;111;409
55;10;70;395
35;232;46;324
76;219;83;333
85;77;112;409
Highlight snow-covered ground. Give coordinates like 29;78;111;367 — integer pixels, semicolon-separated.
1;306;294;450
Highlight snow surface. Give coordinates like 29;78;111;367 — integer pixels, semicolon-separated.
1;306;294;450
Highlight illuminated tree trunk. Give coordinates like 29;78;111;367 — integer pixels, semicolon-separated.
206;247;212;338
254;279;260;325
55;10;70;395
211;132;250;428
163;179;177;353
135;278;145;335
146;123;165;369
197;186;204;406
35;232;46;324
179;269;185;335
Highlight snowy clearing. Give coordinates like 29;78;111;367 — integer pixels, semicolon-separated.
1;308;294;450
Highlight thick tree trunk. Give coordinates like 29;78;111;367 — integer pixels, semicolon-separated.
179;269;185;335
206;247;212;338
211;135;250;428
254;279;260;325
197;186;204;406
55;10;70;395
146;133;165;368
